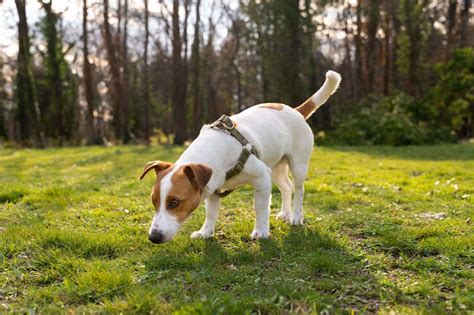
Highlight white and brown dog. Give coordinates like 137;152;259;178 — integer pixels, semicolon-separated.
140;71;341;243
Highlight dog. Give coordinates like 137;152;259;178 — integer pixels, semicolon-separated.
140;71;341;243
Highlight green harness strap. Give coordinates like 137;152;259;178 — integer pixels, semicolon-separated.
210;115;260;198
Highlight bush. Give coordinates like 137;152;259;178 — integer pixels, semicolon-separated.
430;48;474;138
317;48;473;146
319;93;455;146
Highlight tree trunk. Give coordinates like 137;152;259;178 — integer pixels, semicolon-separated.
445;0;458;59
171;0;187;145
459;0;472;47
181;0;190;121
191;0;201;136
366;0;380;93
230;20;242;111
383;9;390;96
103;0;125;142
143;0;151;143
354;0;364;98
43;1;66;143
342;4;355;100
14;0;42;146
390;0;401;90
122;0;130;143
82;0;99;144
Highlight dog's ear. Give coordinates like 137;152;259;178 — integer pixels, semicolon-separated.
183;164;213;191
140;161;173;180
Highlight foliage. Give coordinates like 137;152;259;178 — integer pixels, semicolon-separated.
320;93;455;146
1;145;473;313
2;1;473;146
36;3;79;144
396;0;431;79
429;48;474;138
322;49;473;146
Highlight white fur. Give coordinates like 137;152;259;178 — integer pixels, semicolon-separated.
308;70;341;116
148;70;341;240
149;171;182;242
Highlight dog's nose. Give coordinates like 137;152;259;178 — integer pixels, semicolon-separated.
148;231;164;244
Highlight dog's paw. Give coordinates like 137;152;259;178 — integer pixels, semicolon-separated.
276;211;290;221
190;230;213;239
289;215;304;225
251;229;270;239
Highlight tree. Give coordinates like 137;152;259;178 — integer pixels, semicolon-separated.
0;56;7;140
431;48;474;138
142;0;151;143
445;0;458;59
122;0;130;142
366;0;381;93
397;0;430;96
103;0;127;142
354;0;366;97
459;0;472;48
83;0;100;144
14;0;42;145
271;0;302;105
171;0;189;144
39;1;78;143
190;0;201;137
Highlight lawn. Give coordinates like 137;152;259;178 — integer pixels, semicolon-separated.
0;144;473;313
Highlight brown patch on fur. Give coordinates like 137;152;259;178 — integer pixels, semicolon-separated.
295;97;315;119
140;160;174;180
166;164;212;222
259;103;284;110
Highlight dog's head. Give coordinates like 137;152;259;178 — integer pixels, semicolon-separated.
140;161;213;244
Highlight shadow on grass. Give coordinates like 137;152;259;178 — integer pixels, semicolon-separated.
326;144;474;161
144;227;382;312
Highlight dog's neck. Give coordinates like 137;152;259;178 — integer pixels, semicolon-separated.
175;128;244;198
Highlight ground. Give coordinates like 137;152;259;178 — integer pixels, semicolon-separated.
0;144;473;314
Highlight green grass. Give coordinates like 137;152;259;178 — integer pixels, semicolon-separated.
1;144;473;313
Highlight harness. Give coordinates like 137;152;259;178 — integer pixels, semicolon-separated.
209;115;259;198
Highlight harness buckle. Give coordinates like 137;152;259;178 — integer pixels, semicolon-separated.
220;116;234;130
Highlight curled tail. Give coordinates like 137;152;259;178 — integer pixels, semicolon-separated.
295;70;341;120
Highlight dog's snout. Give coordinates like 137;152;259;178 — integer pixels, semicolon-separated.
148;231;164;244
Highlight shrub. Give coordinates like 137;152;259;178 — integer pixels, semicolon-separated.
429;48;474;139
320;93;454;146
318;48;473;146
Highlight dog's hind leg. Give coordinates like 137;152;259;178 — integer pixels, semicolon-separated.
271;158;293;221
190;193;220;239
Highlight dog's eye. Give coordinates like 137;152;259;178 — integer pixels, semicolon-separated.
168;199;180;209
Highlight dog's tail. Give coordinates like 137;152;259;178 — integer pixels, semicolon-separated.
295;70;341;120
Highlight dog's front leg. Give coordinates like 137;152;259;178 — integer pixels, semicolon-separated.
251;171;272;239
191;194;220;239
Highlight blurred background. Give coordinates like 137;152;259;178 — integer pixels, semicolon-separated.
0;0;472;147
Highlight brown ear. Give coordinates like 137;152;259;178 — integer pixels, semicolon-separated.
140;161;173;180
183;164;213;191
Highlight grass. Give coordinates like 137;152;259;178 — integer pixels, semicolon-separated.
0;144;473;313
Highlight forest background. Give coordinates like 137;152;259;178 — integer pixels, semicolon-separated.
0;0;472;147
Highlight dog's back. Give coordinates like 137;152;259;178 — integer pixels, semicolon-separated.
229;71;341;168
